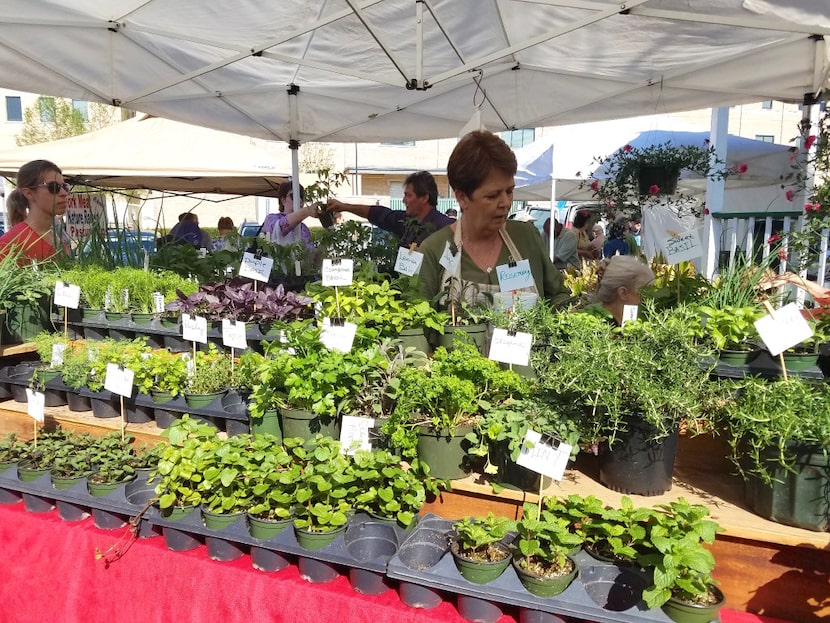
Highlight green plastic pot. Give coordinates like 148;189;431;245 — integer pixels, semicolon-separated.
247;513;293;540
250;408;282;439
159;503;198;521
780;351;820;371
717;348;760;366
280;407;340;442
432;323;488;355
662;587;724;623
50;471;92;490
513;557;577;598
201;505;245;530
184;389;227;409
451;544;512;584
416;424;474;480
397;327;431;355
87;476;136;497
294;524;346;551
17;463;49;483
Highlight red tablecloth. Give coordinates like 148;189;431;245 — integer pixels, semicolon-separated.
0;502;791;623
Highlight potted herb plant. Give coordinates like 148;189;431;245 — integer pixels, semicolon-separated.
450;513;516;584
350;448;426;528
697;304;763;365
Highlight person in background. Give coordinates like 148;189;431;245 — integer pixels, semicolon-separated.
572;209;598;262
418;131;572;308
590;255;655;325
213;216;235;251
167;213;203;246
261;182;317;248
193;214;213;250
603;217;630;257
446;207;458;219
327;171;453;247
0;159;70;263
589;222;606;257
629;214;642;246
552;218;581;271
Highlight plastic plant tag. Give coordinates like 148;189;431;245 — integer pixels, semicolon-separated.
182;314;208;344
51;343;67;368
496;259;534;291
143;249;150;271
25;389;45;423
320;317;357;353
239;251;274;282
295;260;302;277
621;304;639;325
54;281;81;309
222;318;247;350
754;302;813;356
439;242;460;275
516;429;572;481
340;415;375;454
104;363;134;397
394;247;424;276
122;288;130;309
662;228;703;264
183;353;195;378
104;289;113;310
322;259;354;286
197;247;208;259
152;292;165;314
488;328;532;366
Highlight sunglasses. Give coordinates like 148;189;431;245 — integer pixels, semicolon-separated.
34;181;72;194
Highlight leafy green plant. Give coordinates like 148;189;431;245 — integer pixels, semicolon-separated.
200;433;256;515
351;448;427;527
451;513;515;561
33;331;70;369
514;502;582;576
87;433;143;485
0;433;26;464
698;304;763;351
186;345;233;395
247;436;302;521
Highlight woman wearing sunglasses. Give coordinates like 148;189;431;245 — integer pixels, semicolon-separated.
0;159;71;263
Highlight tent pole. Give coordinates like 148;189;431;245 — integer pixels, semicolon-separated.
702;107;729;279
288;84;301;211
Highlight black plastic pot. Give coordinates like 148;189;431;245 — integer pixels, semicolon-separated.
22;492;55;513
251;546;292;572
162;526;202;551
581;565;647;611
518;610;568;623
345;521;399;595
397;581;444;609
91;508;128;530
297;556;339;583
56;499;89;522
90;394;121;419
637;164;679;196
599;418;679;496
456;594;503;623
66;391;91;412
205;536;247;561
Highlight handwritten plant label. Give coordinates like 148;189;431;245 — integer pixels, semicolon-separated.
51;344;67;368
104;363;134;397
662;229;703;264
152;292;165;314
222;319;248;350
394;247;424;276
340;415;375;454
25;389;45;423
439;242;460;275
322;259;354;286
320;317;358;353
239;252;274;282
622;304;639;325
754;302;814;356
496;259;534;292
182;314;208;344
516;429;572;481
54;281;81;309
488;328;532;366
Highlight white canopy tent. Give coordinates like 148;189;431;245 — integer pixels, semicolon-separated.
0;115;291;197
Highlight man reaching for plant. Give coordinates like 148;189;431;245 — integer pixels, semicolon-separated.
326;171;454;247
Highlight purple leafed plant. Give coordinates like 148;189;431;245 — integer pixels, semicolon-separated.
165;279;314;322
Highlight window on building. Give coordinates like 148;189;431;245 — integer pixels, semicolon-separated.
499;128;535;148
5;96;22;122
760;100;773;110
72;100;89;122
755;134;775;143
38;96;55;122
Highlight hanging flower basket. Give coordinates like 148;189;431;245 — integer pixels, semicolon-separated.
637;164;679;196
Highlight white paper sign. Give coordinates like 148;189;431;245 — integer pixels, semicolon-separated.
496;259;535;292
104;363;134;397
662;229;703;264
488;328;533;367
239;252;274;282
51;343;67;368
320;318;358;353
340;415;375;454
197;247;208;259
25;389;45;423
322;259;354;286
152;292;165;314
754;303;814;356
222;319;248;350
439;242;460;275
54;282;81;309
516;429;572;481
182;314;208;344
621;304;639;325
492;291;538;313
394;247;424;276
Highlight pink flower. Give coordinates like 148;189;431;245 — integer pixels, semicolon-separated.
785;189;795;202
703;208;710;215
737;163;748;174
767;233;781;244
778;249;788;260
590;180;599;191
805;135;817;150
623;144;633;153
805;202;822;213
648;184;660;195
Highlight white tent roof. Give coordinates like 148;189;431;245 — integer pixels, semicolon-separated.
0;115;291;196
0;1;827;143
